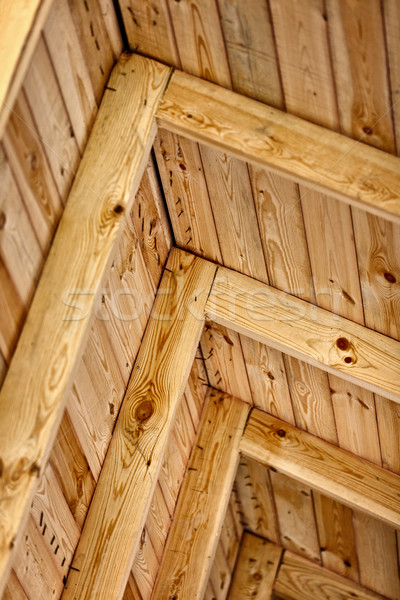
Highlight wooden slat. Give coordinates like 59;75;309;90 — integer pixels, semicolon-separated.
230;532;282;600
240;409;400;528
156;69;400;222
62;249;217;600
0;54;171;593
274;550;387;600
152;390;248;599
0;0;54;138
206;266;400;402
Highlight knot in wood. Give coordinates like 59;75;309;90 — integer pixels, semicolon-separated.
336;337;350;351
135;400;154;422
277;429;286;438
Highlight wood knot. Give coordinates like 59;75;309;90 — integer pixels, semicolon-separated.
135;400;153;422
0;211;6;230
113;204;124;215
384;272;396;284
253;572;262;581
277;429;286;438
363;126;373;135
336;337;350;351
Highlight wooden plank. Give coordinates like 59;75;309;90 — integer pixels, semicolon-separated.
270;0;338;130
274;550;387;600
167;0;232;88
206;266;400;402
384;0;400;154
131;528;159;600
0;54;171;593
353;512;400;599
217;0;283;107
157;69;400;222
0;258;25;364
313;494;359;582
240;408;400;528
2;570;28;600
0;0;54;138
62;250;217;600
208;541;231;600
43;0;97;153
376;396;400;473
326;0;395;153
229;532;282;600
152;390;248;600
23;37;80;199
234;457;280;543
270;472;320;562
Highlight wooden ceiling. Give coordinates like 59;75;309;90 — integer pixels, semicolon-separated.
0;1;399;599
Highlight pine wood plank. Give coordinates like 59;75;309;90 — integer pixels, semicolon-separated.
376;396;400;473
120;0;180;68
152;390;248;599
0;351;7;390
3;90;63;253
154;129;222;262
0;258;25;364
241;409;400;528
124;573;142;600
206;266;400;402
230;532;282;600
219;500;242;573
217;0;283;107
0;54;171;593
384;0;400;154
234;457;280;543
270;472;320;562
270;0;338;130
62;250;217;600
1;570;28;600
69;0;122;105
209;541;231;600
0;0;54;138
23;37;80;199
131;528;159;600
43;0;97;153
241;337;294;423
49;411;96;530
326;0;395;153
200;323;252;404
352;512;400;599
274;550;387;600
141;483;170;563
313;494;359;582
167;0;232;88
157;69;400;222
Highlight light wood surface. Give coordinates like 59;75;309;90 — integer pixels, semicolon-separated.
274;550;387;600
0;0;54;138
229;532;282;599
157;69;400;222
206;266;400;402
0;54;171;593
152;389;248;599
241;409;400;528
62;250;217;600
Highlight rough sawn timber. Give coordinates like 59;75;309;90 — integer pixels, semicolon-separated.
241;409;400;529
157;69;400;223
206;266;400;403
0;53;172;594
62;249;217;600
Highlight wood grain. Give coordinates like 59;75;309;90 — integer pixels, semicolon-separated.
274;550;387;600
62;250;217;600
241;409;400;528
206;266;400;402
152;389;248;600
157;69;400;222
229;532;282;600
0;0;54;138
0;54;171;594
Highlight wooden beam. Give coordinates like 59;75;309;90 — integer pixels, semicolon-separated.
229;532;282;600
274;550;387;600
206;266;400;403
0;0;55;138
157;69;400;223
240;409;400;529
152;389;248;600
62;249;217;600
0;54;171;593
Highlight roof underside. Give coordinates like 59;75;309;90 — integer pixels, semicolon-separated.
0;1;399;599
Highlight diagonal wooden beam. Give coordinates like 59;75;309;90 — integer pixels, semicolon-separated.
152;389;248;600
0;0;55;138
205;266;400;403
0;53;172;593
274;550;387;600
62;249;217;600
241;409;400;529
157;69;400;223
